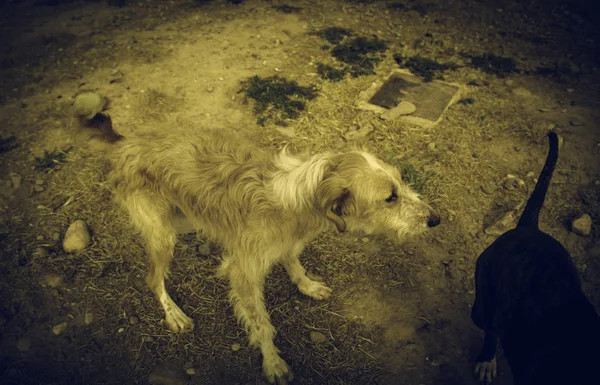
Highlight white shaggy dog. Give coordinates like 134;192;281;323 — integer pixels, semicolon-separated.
106;128;440;384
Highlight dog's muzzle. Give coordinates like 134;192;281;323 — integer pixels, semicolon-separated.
427;210;441;228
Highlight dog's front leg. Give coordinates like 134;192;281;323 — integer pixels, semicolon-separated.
474;330;498;384
227;261;294;385
283;243;332;300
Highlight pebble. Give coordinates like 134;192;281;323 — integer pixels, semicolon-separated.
35;179;44;185
52;232;61;241
118;327;125;333
9;172;22;189
196;243;211;256
427;142;436;151
571;214;592;236
63;220;92;252
42;273;64;288
503;178;519;191
186;368;195;375
231;343;241;351
16;336;32;352
85;309;94;325
34;185;45;192
512;87;531;97
33;247;48;258
129;316;139;325
53;322;67;336
480;184;495;195
569;118;584;126
309;331;327;343
526;171;535;178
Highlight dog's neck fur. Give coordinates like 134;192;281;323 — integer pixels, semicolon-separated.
269;148;333;212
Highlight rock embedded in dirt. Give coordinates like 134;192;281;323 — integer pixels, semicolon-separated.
41;273;64;288
571;214;592;236
148;364;189;385
512;87;532;97
196;242;211;256
16;336;32;352
569;118;584;126
74;92;106;119
63;220;91;252
85;309;94;325
309;331;327;343
480;183;495;195
9;172;22;189
53;322;67;335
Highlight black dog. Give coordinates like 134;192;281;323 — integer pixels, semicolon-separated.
471;131;600;385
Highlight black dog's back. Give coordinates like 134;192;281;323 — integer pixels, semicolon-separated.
471;132;600;385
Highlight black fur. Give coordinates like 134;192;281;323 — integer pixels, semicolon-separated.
471;131;600;385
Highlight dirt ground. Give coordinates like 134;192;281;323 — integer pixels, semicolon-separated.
1;0;599;384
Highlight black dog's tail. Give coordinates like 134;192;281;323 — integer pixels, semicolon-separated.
516;131;560;228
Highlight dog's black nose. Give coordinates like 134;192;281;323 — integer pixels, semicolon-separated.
427;211;441;228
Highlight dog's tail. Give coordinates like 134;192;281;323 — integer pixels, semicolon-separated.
516;131;559;228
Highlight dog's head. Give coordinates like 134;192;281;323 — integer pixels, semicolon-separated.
317;151;440;241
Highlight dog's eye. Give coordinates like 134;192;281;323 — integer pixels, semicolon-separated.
385;192;398;203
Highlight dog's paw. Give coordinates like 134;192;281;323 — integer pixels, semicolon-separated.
474;358;497;384
263;354;294;385
298;279;332;300
163;308;194;333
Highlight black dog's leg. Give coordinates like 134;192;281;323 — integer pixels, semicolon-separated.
475;329;498;384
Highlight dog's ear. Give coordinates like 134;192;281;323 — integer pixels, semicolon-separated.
325;190;350;232
317;171;351;233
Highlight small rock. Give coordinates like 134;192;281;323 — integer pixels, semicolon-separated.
148;364;189;385
569;118;584;126
480;184;495;195
427;142;436;151
118;327;125;333
16;336;32;352
42;273;64;288
63;220;91;252
309;331;327;343
129;316;139;325
512;87;531;97
380;101;416;120
85;309;94;325
53;322;67;335
34;185;45;192
585;243;600;259
35;179;44;185
429;353;450;366
526;171;535;178
571;214;592;236
9;172;22;189
206;86;214;93
52;232;61;241
186;368;195;375
231;343;241;351
33;247;49;258
503;178;519;191
145;336;155;343
196;243;211;257
74;92;106;120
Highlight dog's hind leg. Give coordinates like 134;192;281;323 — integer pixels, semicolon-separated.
282;242;332;300
120;191;194;332
226;259;294;385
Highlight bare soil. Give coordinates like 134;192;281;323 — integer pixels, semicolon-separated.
1;1;599;385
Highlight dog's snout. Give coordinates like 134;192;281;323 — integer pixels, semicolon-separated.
427;210;441;228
